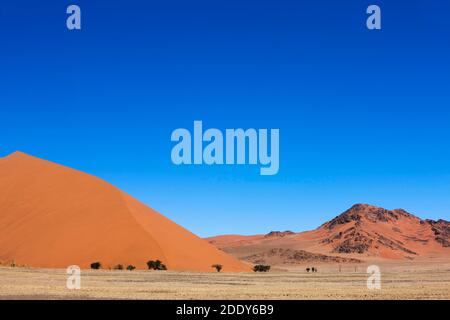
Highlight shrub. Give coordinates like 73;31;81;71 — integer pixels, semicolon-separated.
126;265;136;271
90;262;102;270
212;264;223;272
253;265;271;272
147;260;167;270
114;264;124;270
306;267;310;273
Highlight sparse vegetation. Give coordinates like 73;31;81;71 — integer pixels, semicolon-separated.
90;262;102;270
253;265;271;272
147;260;167;270
0;265;449;299
114;264;124;270
212;264;223;272
126;265;136;271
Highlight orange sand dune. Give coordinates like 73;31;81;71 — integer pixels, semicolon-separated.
0;151;250;272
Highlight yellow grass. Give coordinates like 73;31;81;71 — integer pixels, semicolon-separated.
0;262;449;300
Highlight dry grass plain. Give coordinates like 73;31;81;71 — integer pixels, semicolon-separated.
0;261;449;300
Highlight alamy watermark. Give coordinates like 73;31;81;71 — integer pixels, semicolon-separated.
66;5;81;30
171;121;279;176
367;265;381;290
65;4;381;31
367;5;381;30
66;265;81;290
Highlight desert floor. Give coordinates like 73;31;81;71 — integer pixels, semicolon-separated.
0;261;449;300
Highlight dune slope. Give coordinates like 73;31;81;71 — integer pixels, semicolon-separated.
0;152;249;272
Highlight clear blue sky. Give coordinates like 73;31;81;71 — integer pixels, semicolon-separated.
1;1;449;236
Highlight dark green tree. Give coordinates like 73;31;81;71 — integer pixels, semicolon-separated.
90;262;102;270
253;265;271;272
212;264;223;272
147;260;167;270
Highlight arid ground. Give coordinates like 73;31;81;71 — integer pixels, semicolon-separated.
1;260;449;300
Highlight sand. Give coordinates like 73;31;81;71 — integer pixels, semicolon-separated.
0;152;249;272
0;261;449;299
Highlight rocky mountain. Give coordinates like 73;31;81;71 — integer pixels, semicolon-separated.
207;204;450;264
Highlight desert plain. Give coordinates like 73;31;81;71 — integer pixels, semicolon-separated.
1;258;449;300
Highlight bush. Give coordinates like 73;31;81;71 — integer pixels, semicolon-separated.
306;268;310;273
253;265;271;272
114;264;124;270
212;264;223;272
147;260;167;270
90;262;102;270
126;265;136;271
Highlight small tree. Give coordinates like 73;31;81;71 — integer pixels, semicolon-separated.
212;264;223;272
306;267;310;273
91;262;102;270
126;265;136;271
253;265;271;272
147;260;167;270
114;264;124;270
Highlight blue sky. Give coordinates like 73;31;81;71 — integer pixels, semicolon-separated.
1;1;449;236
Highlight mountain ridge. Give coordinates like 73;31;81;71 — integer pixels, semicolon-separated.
207;204;449;264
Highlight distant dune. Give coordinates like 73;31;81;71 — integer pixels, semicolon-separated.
207;204;450;265
0;152;249;272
